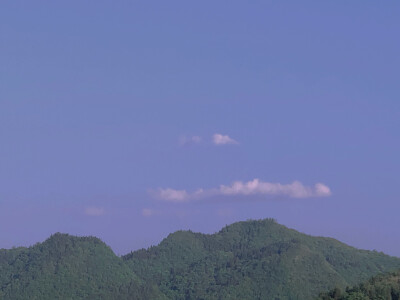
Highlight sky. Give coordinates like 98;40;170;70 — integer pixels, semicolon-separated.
1;1;400;256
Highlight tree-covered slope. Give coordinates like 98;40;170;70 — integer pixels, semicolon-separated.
317;270;400;300
0;233;164;300
124;219;400;300
1;219;400;300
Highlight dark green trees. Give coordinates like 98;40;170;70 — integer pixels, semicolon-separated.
317;270;400;300
1;219;400;299
0;233;164;299
124;219;400;299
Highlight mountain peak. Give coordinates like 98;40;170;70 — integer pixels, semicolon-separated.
2;219;400;300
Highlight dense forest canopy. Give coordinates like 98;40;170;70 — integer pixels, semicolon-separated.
1;219;399;299
317;270;400;300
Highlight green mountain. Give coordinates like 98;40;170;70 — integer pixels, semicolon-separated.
1;219;399;299
317;270;400;299
0;233;164;300
124;219;400;299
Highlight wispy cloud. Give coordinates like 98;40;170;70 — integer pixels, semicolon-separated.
154;179;331;202
157;188;189;202
84;206;105;216
178;133;238;146
219;179;331;198
213;133;238;145
142;208;155;217
179;135;202;146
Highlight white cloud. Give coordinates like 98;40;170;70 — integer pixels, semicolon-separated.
219;179;331;198
154;179;331;202
178;134;238;146
213;133;238;145
84;206;105;216
314;183;332;197
157;188;189;202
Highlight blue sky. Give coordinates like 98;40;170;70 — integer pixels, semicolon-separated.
1;1;400;255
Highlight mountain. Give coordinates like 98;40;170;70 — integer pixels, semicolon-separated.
1;219;400;299
317;270;400;299
0;233;164;300
124;219;400;299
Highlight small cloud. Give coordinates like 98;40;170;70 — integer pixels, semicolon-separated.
158;188;189;202
219;179;331;198
153;179;331;202
142;208;155;217
179;135;202;146
213;133;238;145
314;183;332;197
84;206;105;216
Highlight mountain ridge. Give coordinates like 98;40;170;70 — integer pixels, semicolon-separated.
123;219;400;299
1;219;399;299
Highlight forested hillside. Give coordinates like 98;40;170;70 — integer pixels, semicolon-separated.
317;270;400;299
124;219;400;299
0;234;164;299
1;219;399;299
